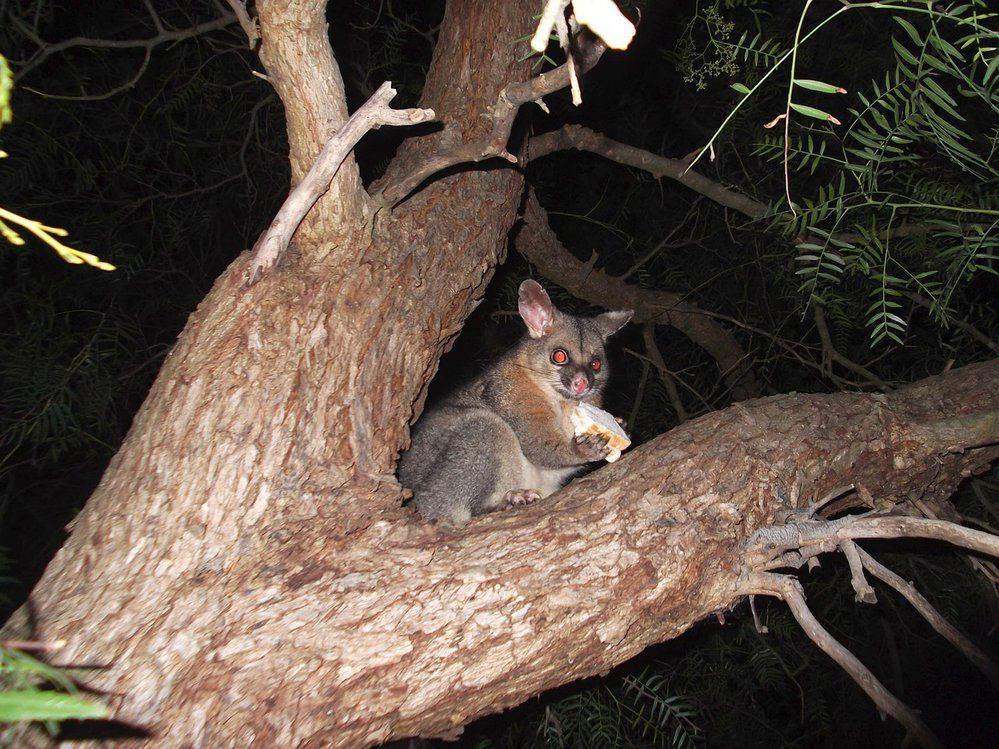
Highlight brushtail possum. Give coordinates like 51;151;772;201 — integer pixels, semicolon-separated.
399;279;633;524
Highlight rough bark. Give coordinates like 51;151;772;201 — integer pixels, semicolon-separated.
7;0;534;744
5;1;999;747
9;355;997;746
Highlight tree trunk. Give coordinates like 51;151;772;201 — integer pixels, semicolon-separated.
6;1;999;747
8;0;534;743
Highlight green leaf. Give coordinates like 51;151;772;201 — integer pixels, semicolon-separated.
984;54;999;86
794;78;845;94
731;83;751;95
1;650;75;693
894;17;923;46
0;691;108;722
892;38;919;67
790;103;838;123
933;36;965;62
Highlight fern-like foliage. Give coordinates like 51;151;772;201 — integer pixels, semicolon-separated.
531;669;701;749
745;0;999;346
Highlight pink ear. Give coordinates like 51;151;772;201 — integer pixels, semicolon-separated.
518;279;554;338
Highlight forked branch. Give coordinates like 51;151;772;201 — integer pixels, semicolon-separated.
745;514;999;570
742;572;942;749
739;502;999;748
370;33;608;206
856;546;999;688
246;82;434;283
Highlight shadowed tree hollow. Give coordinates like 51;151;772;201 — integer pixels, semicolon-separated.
2;1;998;747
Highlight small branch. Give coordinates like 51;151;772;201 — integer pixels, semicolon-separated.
246;82;434;283
743;572;942;749
552;5;581;106
529;125;769;221
13;11;236;85
693;306;876;389
642;324;688;422
225;0;259;47
841;540;877;604
749;595;768;634
372;33;607;206
856;546;999;688
745;515;999;571
903;291;999;354
621;199;705;281
813;303;891;392
22;48;154;102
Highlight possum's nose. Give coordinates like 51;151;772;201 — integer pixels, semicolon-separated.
570;371;590;395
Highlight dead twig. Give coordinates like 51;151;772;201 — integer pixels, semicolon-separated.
246;81;434;283
856;546;999;688
13;7;236;89
742;572;942;749
841;539;877;604
745;514;999;570
642;324;688;422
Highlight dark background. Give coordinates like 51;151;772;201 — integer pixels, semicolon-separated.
1;2;996;746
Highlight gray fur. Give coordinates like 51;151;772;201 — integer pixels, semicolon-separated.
399;280;632;524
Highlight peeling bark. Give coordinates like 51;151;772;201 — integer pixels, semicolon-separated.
4;1;999;747
10;356;997;747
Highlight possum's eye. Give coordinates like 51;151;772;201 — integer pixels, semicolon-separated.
590;358;602;372
551;348;569;365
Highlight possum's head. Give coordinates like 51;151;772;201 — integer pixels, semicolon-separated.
517;279;632;400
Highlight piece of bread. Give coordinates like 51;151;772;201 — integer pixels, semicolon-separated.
569;402;631;462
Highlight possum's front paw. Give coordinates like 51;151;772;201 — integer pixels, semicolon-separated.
574;432;612;462
503;489;541;508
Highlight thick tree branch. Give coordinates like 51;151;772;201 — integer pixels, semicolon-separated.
255;0;369;238
246;82;434;282
742;572;942;749
371;34;607;206
518;190;764;400
10;357;999;746
856;546;999;688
